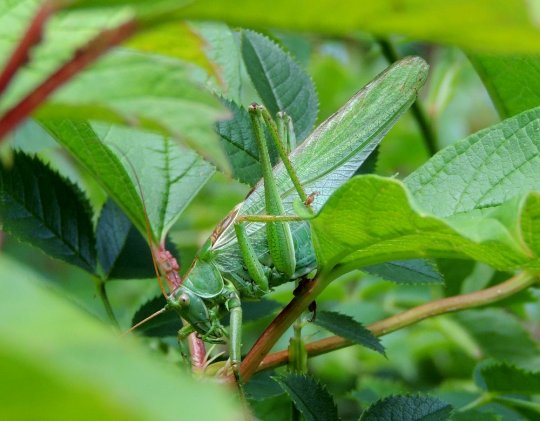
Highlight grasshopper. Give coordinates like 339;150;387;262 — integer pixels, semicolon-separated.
138;57;429;380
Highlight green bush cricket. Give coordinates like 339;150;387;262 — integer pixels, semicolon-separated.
134;56;429;382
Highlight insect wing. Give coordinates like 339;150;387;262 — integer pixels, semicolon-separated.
212;57;429;275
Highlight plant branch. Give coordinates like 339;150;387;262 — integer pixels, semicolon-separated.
0;18;138;141
256;271;537;373
0;0;60;96
377;38;438;156
239;270;336;382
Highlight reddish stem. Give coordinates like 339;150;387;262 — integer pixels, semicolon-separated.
0;0;59;96
0;18;138;141
257;271;537;373
239;275;326;382
187;331;207;372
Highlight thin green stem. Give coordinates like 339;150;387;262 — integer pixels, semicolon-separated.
237;214;305;223
458;393;493;412
256;271;537;373
95;279;119;329
494;396;540;413
377;38;438;156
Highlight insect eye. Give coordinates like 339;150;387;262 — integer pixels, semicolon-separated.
178;293;190;307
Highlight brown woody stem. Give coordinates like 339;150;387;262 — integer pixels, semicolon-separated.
256;271;537;373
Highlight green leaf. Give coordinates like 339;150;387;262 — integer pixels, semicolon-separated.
179;0;540;54
405;107;540;218
314;311;385;356
359;395;453;421
96;199;179;280
311;175;538;273
0;254;240;420
131;295;179;337
127;21;219;79
245;371;285;400
215;99;266;186
241;30;318;141
0;152;96;273
38;50;227;168
476;361;540;395
273;373;339;421
364;259;444;285
470;55;540;119
355;146;379;175
193;22;243;102
42;120;214;242
0;2;227;167
456;309;540;370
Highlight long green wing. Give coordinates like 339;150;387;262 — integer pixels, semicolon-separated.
213;56;429;275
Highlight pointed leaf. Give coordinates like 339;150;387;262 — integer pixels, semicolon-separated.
241;30;318;141
470;55;540;119
216;99;265;186
406;107;540;218
0;152;96;273
314;311;385;356
273;373;339;421
476;361;540;395
364;259;444;285
359;395;453;421
42;120;214;242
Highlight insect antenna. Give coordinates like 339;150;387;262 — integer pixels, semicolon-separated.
123;307;167;335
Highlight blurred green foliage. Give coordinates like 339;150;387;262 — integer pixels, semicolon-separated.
1;1;540;420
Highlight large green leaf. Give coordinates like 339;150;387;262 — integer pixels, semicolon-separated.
359;395;453;421
406;107;540;218
179;0;540;54
0;152;96;273
469;56;540;119
0;3;227;167
241;30;318;141
311;175;540;272
0;254;240;420
38;50;227;167
273;373;339;421
42;120;214;242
